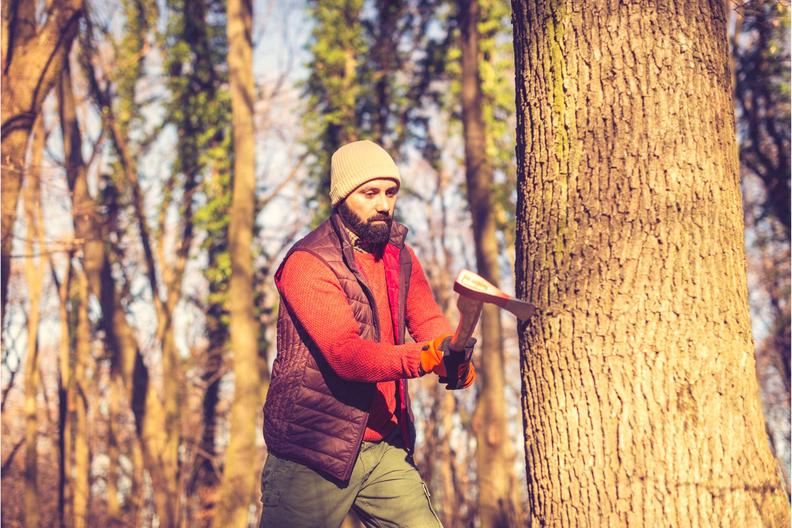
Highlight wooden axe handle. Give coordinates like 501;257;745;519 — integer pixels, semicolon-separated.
449;294;483;352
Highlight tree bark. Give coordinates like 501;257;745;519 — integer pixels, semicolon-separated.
22;115;46;528
457;0;518;526
1;0;83;324
512;0;791;525
213;0;264;525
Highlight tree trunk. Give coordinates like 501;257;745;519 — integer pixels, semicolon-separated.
1;0;83;323
457;0;517;526
213;0;264;525
193;296;225;526
512;0;791;524
22;115;46;528
106;375;123;527
55;255;73;528
73;269;91;528
80;28;189;524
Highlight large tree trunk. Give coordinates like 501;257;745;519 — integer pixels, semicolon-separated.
1;0;83;324
22;116;46;528
512;1;791;525
213;0;264;525
457;0;518;526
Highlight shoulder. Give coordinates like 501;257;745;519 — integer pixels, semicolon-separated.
280;250;329;280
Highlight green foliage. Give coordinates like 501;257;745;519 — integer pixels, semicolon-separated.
438;0;516;237
160;0;233;344
477;0;517;239
302;0;366;218
302;0;448;222
113;0;158;138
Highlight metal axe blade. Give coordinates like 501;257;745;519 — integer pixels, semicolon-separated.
452;269;538;320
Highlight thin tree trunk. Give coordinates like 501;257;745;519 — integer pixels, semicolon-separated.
73;268;91;528
193;306;224;526
457;0;517;525
213;0;264;525
22;115;46;528
512;0;791;524
54;254;74;528
1;0;83;323
130;436;146;526
106;374;122;526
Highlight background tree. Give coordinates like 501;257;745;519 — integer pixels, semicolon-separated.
732;1;790;486
1;1;787;526
456;0;521;525
22;116;46;528
512;0;790;524
1;0;83;324
159;0;234;523
213;0;264;525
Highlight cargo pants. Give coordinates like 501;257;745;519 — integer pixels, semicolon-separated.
257;432;443;528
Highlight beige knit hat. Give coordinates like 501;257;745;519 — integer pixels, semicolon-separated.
330;140;401;205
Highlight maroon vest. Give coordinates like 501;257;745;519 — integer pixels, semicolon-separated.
263;213;414;483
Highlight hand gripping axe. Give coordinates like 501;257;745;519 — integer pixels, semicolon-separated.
441;269;538;388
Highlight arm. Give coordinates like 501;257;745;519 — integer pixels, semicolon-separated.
279;251;424;383
404;246;477;389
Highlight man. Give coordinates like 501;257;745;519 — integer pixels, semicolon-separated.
259;139;477;527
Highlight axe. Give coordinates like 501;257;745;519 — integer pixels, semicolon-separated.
442;269;538;388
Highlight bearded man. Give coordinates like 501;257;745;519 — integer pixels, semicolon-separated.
258;140;477;527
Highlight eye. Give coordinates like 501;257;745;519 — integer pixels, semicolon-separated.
386;188;398;197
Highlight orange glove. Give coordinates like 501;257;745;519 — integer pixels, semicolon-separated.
454;360;477;389
420;335;478;390
419;334;452;377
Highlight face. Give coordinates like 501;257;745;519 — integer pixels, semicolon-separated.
344;178;399;222
337;178;399;248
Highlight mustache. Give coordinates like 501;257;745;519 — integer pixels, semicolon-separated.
368;214;392;222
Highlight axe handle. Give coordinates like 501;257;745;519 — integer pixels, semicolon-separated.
449;295;483;352
440;295;482;388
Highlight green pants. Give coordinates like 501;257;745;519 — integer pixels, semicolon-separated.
258;435;443;528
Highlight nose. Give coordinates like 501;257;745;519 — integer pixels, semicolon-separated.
375;193;390;213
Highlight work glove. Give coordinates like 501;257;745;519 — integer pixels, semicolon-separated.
419;335;477;390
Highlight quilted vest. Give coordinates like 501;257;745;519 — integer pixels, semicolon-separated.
263;213;414;483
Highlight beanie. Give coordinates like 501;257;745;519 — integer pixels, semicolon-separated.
330;140;401;206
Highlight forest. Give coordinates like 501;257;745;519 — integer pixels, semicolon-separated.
1;0;789;527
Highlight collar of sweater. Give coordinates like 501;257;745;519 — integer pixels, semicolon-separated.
342;224;387;257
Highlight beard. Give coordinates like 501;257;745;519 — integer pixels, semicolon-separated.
337;201;393;252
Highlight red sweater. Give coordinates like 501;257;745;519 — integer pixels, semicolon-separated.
279;245;452;441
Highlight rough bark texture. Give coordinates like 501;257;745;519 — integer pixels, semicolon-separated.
458;0;518;526
1;0;83;324
213;0;263;525
512;0;791;525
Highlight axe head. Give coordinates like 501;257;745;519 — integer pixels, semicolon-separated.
453;269;537;320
